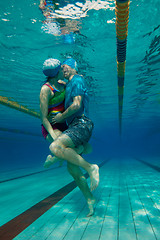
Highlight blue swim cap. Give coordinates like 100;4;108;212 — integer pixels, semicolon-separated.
63;33;75;44
43;58;61;77
62;58;78;71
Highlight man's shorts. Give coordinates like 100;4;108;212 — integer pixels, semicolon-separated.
63;115;94;147
41;122;68;139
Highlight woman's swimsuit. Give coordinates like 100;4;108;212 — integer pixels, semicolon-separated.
41;83;67;139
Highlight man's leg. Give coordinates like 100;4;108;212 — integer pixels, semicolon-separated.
44;132;84;168
49;134;99;191
67;162;96;217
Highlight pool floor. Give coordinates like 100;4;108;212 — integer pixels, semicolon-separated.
0;158;160;240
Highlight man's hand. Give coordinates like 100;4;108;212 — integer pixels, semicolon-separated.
54;113;64;123
48;113;64;124
58;80;67;85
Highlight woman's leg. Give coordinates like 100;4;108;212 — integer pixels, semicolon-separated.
44;129;64;168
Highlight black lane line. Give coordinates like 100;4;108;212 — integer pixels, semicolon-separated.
0;156;109;184
0;127;42;137
0;166;62;184
135;158;160;172
0;159;110;240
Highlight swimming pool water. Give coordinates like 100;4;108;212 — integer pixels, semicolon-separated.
0;1;160;238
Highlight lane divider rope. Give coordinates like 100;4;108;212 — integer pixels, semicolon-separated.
0;96;40;119
115;0;130;134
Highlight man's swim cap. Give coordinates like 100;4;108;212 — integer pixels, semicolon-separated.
43;58;61;77
62;58;78;71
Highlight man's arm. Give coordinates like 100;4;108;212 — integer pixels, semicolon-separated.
40;86;58;140
53;95;83;123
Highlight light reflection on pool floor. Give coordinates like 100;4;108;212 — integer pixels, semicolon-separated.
0;158;160;240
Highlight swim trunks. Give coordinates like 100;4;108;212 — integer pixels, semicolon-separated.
63;115;94;147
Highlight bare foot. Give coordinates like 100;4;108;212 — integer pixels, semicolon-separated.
89;164;99;192
44;155;59;168
86;198;96;217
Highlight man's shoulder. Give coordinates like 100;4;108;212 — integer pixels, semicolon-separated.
73;74;84;80
72;74;85;84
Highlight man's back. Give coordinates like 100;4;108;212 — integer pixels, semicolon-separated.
65;74;89;125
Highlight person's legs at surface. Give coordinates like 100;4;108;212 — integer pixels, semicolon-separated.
49;133;99;191
67;162;96;217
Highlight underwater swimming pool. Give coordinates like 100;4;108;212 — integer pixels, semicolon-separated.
0;0;160;239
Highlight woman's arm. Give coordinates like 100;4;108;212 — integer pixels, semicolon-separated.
40;85;57;140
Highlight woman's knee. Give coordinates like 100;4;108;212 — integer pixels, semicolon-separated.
83;143;92;154
46;134;53;143
75;145;84;154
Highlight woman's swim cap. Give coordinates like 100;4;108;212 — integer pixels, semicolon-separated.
62;57;78;71
43;58;61;77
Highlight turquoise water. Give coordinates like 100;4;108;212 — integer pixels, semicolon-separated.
0;1;160;239
0;0;160;169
